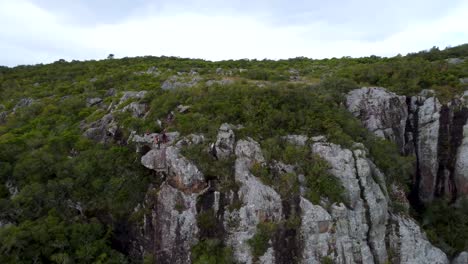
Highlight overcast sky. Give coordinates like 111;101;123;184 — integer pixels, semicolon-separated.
1;0;467;66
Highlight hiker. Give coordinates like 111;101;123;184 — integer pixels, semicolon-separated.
154;134;161;149
162;131;168;143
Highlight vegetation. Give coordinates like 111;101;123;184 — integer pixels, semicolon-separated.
247;221;278;258
0;44;467;261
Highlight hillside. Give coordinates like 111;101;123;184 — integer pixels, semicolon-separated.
0;45;468;263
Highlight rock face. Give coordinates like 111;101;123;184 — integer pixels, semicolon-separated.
452;252;468;264
346;87;408;151
213;123;236;159
346;87;468;203
387;215;448;264
161;75;202;90
129;129;451;264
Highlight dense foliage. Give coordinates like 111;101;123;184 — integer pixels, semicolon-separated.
0;44;467;262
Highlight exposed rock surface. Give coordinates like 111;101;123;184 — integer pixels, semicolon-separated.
131;127;449;264
161;75;202;90
86;97;102;107
121;102;148;118
213;123;236;159
387;215;449;264
346;87;408;151
13;98;33;112
225;138;283;264
452;252;468;264
346;87;468;203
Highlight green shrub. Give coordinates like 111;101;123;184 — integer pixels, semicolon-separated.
247;221;278;258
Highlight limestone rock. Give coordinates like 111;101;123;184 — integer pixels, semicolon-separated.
311;142;389;263
282;134;309;146
161;75;202;90
452;252;468;264
346;87;408;151
119;91;148;105
86;97;102;107
13;98;34;112
412;95;441;203
225;138;282;264
454;123;468;198
299;197;332;263
82;113;120;143
387;214;449;264
166;146;207;193
214;123;236;159
122;102;148;118
154;183;199;264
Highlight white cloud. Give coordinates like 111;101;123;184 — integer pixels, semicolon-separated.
0;0;467;66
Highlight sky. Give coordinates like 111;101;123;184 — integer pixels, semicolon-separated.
1;0;467;66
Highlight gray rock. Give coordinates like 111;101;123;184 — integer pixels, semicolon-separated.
13;98;34;112
0;111;7;124
82;113;119;143
454;123;468;199
412;95;441;203
311;142;388;264
282;134;308;146
154;183;199;264
299;197;332;263
162;75;202;90
119;91;148;105
452;252;468;264
225;138;282;264
166;146;207;193
447;58;465;65
176;104;191;113
387;214;449;264
460;77;468;85
346;87;408;151
122;102;148;118
214;123;236;159
105;88;116;97
86;97;102;107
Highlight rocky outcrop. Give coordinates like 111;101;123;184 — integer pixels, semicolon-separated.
452;252;468;264
387;215;449;264
161;75;202;90
118;91;148;105
346;87;408;151
213;123;236;159
346;87;468;203
82;113;120;143
131;127;449;264
311;142;388;263
86;97;102;107
121;102;148;118
225;138;283;264
13;98;33;112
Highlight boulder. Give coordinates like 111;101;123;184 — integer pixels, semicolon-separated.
162;75;202;90
411;94;441;203
213;123;236;159
13;98;33;112
122;102;148;118
86;97;102;107
119;91;148;105
346;87;408;151
452;252;468;264
154;183;199;264
454;123;468;198
387;214;448;264
282;134;308;146
166;146;207;193
225;138;282;264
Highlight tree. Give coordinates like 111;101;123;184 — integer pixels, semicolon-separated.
107;54;115;60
